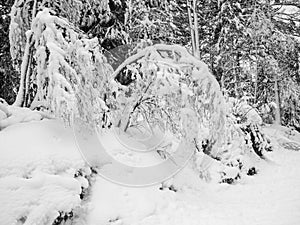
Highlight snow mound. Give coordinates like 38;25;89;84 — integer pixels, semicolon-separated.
86;125;300;225
263;125;300;151
0;120;89;225
0;104;46;131
0;173;81;224
1;116;300;225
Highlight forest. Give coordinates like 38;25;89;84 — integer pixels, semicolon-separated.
0;0;300;225
0;0;299;128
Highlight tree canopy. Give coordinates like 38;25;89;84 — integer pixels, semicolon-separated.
1;0;300;128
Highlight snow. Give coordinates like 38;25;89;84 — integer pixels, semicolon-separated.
277;5;299;16
0;105;43;130
0;173;81;225
0;119;88;224
1;120;300;225
87;149;300;225
87;138;300;225
274;5;300;27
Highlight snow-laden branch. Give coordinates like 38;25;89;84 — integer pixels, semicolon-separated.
110;44;226;154
17;8;113;124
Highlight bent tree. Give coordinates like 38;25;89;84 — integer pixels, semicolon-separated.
10;5;112;122
9;0;114;109
8;0;241;173
7;0;271;187
107;44;226;156
9;1;227;153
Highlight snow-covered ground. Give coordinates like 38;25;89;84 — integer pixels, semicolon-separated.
0;119;300;225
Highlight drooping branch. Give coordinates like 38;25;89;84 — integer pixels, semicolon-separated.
11;8;112;125
111;44;226;154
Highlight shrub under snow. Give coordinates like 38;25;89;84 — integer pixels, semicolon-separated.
0;120;93;224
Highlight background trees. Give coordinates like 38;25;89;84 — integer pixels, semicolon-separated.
0;0;18;104
1;0;300;129
193;0;300;129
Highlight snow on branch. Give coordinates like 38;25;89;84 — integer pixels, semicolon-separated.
28;8;112;124
110;44;226;154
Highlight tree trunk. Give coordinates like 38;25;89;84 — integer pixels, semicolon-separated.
193;0;200;58
234;73;238;97
24;53;33;106
14;31;33;107
274;74;281;125
187;0;200;58
187;0;195;55
220;74;225;95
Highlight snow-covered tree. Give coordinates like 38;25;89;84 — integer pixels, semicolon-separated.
10;5;112;125
108;44;226;157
